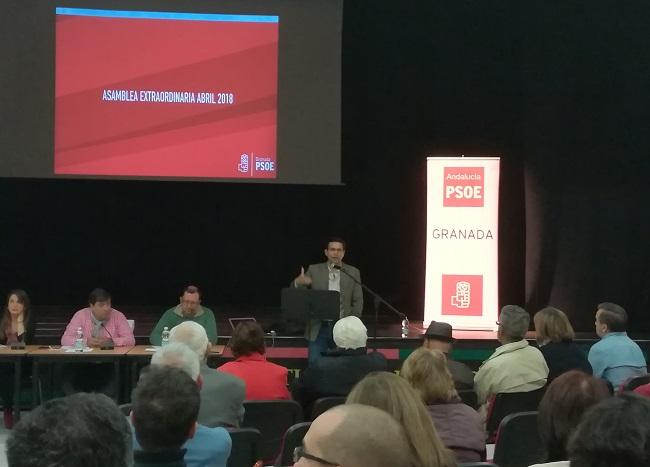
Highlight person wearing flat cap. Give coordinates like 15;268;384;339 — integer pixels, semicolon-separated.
422;321;474;389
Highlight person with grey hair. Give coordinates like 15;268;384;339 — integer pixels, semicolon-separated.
588;302;646;389
169;321;245;428
473;305;549;416
291;316;388;411
151;342;201;380
294;403;415;467
6;393;132;467
140;342;232;467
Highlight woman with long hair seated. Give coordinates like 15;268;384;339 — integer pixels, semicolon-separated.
346;371;457;467
534;307;592;381
401;348;485;463
0;289;33;428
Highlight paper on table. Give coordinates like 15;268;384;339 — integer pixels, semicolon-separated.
61;346;93;353
145;347;159;352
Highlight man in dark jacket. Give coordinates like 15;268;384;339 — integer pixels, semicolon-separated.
291;316;387;411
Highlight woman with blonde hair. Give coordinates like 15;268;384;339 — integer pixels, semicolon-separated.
401;348;485;463
346;371;457;467
534;307;592;381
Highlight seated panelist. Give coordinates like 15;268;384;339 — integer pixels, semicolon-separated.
150;285;218;345
61;288;134;348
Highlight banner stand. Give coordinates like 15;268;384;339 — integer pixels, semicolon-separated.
424;156;500;331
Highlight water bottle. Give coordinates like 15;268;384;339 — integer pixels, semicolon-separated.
401;317;410;338
74;327;84;351
161;327;170;347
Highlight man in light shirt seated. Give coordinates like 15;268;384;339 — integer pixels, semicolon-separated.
61;287;134;348
474;305;549;417
137;343;231;467
588;302;647;390
60;288;135;394
131;366;203;467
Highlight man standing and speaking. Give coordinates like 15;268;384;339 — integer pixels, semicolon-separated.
294;237;363;364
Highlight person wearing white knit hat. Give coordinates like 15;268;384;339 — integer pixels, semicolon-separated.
291;316;387;411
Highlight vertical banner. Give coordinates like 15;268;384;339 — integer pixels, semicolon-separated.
424;156;500;330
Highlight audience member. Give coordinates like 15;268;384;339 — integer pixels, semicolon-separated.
150;286;218;345
474;305;548;415
588;302;647;389
169;321;245;427
568;393;650;467
147;343;231;467
346;371;457;467
0;289;33;429
131;366;201;467
294;403;415;467
534;307;592;381
422;321;474;389
151;342;201;380
6;393;132;467
218;321;290;400
529;370;610;467
60;288;135;394
291;316;387;411
401;348;485;463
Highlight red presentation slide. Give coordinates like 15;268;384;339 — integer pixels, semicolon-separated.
54;8;278;179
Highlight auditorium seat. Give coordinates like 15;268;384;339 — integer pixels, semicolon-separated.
486;387;545;441
241;400;303;462
493;411;545;467
274;421;311;466
226;428;262;467
457;389;478;409
311;396;346;420
459;463;499;467
623;374;650;391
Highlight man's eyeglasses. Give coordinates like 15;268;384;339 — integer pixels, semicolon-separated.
293;446;337;465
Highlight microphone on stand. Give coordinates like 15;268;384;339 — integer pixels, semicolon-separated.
100;323;115;350
332;265;410;338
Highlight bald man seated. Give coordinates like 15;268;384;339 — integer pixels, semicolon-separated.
293;404;414;467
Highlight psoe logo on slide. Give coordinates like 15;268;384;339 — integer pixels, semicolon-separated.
443;167;484;207
441;274;483;316
237;154;249;173
254;156;275;172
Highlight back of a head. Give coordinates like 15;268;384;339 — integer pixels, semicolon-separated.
151;342;200;380
316;403;414;467
597;302;628;332
346;371;454;467
533;306;575;344
569;393;650;467
401;348;458;404
169;321;210;358
230;321;266;358
132;366;200;452
333;316;367;350
538;370;610;461
7;393;131;467
499;305;530;341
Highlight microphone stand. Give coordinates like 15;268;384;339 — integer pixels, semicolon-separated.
334;265;409;351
